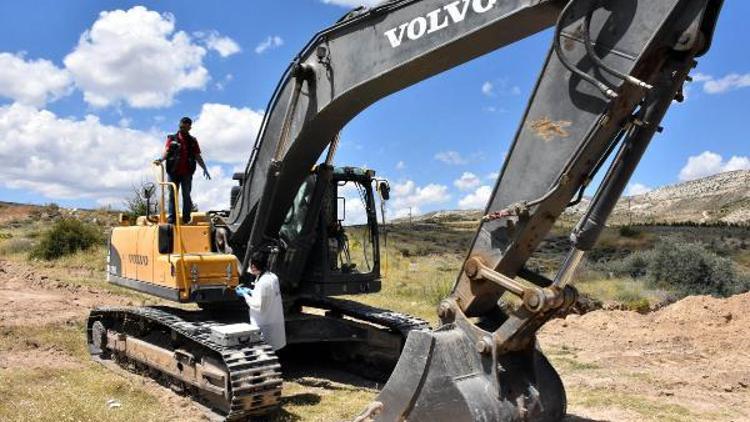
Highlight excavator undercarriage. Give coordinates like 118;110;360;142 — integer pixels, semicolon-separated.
88;297;428;418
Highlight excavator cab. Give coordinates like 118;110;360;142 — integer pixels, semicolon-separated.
277;165;384;296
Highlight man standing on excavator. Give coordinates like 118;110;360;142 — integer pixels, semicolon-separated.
155;117;211;224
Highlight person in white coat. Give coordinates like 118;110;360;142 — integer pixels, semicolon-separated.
238;252;286;351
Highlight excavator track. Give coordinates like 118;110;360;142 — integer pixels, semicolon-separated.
296;295;430;337
87;306;282;420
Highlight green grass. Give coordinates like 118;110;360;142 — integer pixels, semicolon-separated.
0;367;170;422
0;322;89;359
574;276;670;311
546;345;601;371
278;376;377;421
568;387;709;422
344;251;463;324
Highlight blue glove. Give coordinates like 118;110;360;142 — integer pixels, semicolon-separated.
235;286;248;297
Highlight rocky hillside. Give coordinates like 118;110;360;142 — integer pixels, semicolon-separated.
399;170;750;226
568;170;750;225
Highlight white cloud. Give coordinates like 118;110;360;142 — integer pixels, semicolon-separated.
195;30;241;57
703;73;750;94
337;182;369;225
434;150;468;165
691;72;713;83
453;172;481;191
215;74;234;91
191;103;264;164
254;36;284;54
389;180;451;217
118;117;132;128
0;103;160;202
481;81;495;97
0;102;240;212
724;156;750;172
690;72;750;95
395;160;406;170
0;52;72;107
625;183;652;196
458;185;492;210
481;78;520;98
192;165;236;211
320;0;382;7
64;6;209;108
678;151;750;181
486;172;499;181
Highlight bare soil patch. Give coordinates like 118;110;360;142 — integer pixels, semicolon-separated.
0;259;130;327
542;292;750;421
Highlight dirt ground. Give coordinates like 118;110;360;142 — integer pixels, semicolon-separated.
1;257;749;421
0;259;210;422
542;293;750;421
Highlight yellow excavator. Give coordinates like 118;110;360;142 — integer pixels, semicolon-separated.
88;0;725;420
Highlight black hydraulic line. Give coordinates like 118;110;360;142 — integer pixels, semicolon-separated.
567;126;628;207
554;0;617;99
571;61;687;251
582;9;653;90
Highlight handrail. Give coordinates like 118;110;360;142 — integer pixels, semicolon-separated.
152;162;188;295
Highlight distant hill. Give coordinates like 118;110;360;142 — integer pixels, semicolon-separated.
396;170;750;226
566;170;750;225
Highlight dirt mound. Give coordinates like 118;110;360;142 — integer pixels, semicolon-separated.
542;292;750;421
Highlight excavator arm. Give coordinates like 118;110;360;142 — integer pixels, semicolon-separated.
223;0;723;420
227;0;566;273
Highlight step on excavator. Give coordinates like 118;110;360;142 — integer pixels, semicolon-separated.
87;0;724;420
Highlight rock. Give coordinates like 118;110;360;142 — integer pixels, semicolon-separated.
658;390;674;397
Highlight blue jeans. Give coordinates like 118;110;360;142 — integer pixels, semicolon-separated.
167;174;193;224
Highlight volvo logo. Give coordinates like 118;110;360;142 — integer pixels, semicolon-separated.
384;0;498;48
128;254;149;266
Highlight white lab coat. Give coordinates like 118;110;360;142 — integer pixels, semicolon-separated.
242;272;286;350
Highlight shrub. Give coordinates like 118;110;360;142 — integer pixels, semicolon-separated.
594;240;750;297
618;225;641;238
30;218;104;260
597;250;651;278
647;241;747;297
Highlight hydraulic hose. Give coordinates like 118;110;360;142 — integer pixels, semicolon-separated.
582;9;653;90
554;0;617;99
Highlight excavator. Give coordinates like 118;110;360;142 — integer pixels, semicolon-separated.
87;0;724;420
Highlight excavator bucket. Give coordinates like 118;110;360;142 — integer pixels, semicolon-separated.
362;326;565;422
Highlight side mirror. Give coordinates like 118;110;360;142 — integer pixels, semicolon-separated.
143;183;156;199
377;181;390;201
337;197;346;221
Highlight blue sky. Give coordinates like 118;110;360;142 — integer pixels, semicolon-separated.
0;1;748;220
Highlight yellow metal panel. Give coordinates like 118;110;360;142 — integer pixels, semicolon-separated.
172;254;239;289
112;226;142;281
110;222;238;302
173;225;212;254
